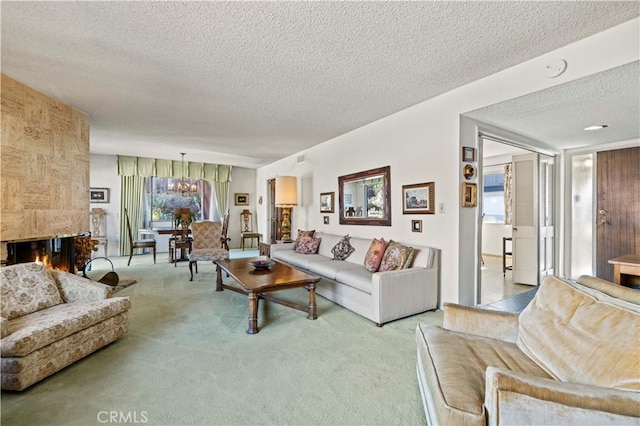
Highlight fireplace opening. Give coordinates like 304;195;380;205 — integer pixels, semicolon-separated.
6;236;80;272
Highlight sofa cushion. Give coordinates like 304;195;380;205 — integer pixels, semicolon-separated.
416;323;551;426
294;237;322;254
271;251;327;270
307;259;361;281
518;276;640;391
0;263;64;320
363;238;387;272
378;240;414;272
1;297;131;357
331;235;355;260
334;268;374;293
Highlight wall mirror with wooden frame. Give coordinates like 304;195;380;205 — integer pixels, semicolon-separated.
338;166;391;226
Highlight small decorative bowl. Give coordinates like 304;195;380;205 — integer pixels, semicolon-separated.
250;259;275;270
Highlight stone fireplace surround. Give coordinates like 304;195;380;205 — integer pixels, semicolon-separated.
1;75;90;265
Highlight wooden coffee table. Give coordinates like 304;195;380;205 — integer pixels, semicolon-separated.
215;258;321;334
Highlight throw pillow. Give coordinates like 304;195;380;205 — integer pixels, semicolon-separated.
294;229;316;249
331;235;355;260
294;237;322;254
363;238;387;272
379;241;415;272
0;263;64;320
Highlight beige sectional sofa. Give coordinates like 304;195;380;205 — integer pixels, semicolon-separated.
1;262;131;391
415;274;640;425
271;232;439;326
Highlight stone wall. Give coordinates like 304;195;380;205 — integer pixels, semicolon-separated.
1;74;90;260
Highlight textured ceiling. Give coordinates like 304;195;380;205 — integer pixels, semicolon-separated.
466;61;640;151
1;1;638;167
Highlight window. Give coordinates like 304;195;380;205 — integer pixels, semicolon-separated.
144;177;213;226
482;170;505;223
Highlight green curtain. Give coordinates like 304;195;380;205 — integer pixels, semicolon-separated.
120;175;146;256
118;155;231;183
212;181;230;219
117;156;232;244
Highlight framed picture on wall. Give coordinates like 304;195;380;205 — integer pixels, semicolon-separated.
90;188;110;203
320;192;334;213
412;220;422;232
402;182;435;214
235;193;249;206
462;146;476;163
461;182;477;207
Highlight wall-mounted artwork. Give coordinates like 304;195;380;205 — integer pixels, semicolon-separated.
462;146;476;163
235;193;249;206
461;182;477;207
412;220;422;233
402;182;435;214
320;192;334;213
90;188;110;203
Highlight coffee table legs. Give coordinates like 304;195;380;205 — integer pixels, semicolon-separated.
307;282;317;320
247;292;259;334
215;264;223;291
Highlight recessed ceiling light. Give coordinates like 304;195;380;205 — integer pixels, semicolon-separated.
584;125;609;131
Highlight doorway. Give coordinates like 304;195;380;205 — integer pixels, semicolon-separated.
567;146;639;282
479;137;555;305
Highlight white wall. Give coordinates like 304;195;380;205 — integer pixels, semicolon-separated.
256;19;639;306
89;154;121;257
90;154;257;252
227;167;257;249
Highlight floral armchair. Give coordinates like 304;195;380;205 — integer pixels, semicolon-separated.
188;221;229;281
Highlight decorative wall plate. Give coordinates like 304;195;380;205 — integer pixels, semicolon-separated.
463;164;475;180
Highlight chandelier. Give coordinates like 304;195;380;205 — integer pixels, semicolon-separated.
168;153;198;197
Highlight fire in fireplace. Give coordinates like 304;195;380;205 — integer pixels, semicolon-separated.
5;235;81;272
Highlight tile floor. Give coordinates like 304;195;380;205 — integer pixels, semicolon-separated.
481;255;537;311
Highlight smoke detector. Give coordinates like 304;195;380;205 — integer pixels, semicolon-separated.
545;59;567;78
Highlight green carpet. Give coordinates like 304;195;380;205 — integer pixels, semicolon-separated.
1;252;443;425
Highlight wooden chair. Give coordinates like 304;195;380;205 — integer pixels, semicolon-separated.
169;208;193;266
124;207;156;266
188;221;229;281
221;211;231;250
240;209;262;250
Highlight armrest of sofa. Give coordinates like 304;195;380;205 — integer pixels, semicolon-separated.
371;266;438;323
50;270;112;302
443;303;519;343
484;367;640;425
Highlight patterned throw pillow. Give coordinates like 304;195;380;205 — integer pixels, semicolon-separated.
294;237;322;254
378;240;415;272
363;238;387;272
0;263;64;320
294;230;316;249
331;235;355;260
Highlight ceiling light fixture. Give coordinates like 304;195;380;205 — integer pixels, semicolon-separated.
168;153;198;197
584;125;609;131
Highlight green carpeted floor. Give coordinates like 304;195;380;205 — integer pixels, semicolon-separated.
1;251;443;426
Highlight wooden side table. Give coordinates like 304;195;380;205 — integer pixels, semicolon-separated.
258;241;294;257
258;241;271;256
608;254;640;287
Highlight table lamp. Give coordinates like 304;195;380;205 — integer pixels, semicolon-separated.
275;176;298;241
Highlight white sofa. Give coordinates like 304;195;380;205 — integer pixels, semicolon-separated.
270;232;439;326
415;275;640;425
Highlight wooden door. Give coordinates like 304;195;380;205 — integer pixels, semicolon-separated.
596;147;640;281
267;179;283;242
